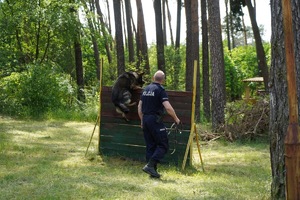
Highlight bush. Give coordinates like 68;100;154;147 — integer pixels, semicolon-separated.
0;72;24;116
224;49;244;101
0;64;74;118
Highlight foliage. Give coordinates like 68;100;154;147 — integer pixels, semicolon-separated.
230;45;259;78
0;0;72;67
224;43;271;101
147;45;186;91
224;48;244;101
0;72;23;116
164;45;186;91
0;63;74;118
0;0;272;124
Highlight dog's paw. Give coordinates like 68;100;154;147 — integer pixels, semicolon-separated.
132;85;142;90
127;102;137;107
122;113;130;122
116;107;123;114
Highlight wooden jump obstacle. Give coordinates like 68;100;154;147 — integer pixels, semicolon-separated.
98;61;203;169
99;87;192;166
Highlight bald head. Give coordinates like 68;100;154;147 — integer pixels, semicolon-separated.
153;70;165;83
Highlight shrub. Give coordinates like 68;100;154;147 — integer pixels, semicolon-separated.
0;64;74;118
0;72;24;116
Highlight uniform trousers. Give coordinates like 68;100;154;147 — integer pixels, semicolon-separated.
142;115;169;162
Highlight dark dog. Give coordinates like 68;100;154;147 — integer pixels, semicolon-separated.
112;71;145;121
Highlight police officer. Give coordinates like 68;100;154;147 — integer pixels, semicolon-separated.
138;70;180;178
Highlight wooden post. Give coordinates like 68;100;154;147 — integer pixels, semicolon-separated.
98;58;104;152
282;0;300;198
194;123;204;171
189;60;197;164
182;60;197;170
245;84;250;100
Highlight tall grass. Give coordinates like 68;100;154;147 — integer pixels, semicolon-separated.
0;116;271;200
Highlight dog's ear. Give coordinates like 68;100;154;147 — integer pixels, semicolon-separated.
130;72;139;79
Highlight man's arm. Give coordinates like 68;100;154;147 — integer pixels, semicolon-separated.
162;101;180;124
138;100;143;127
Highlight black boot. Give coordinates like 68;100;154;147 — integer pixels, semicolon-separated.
150;163;159;178
154;163;157;172
142;159;160;178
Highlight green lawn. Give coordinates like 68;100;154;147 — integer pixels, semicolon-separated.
0;116;271;200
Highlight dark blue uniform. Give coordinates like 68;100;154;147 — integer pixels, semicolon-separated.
141;82;169;163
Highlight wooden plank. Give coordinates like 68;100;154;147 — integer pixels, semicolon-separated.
100;141;188;165
100;139;187;153
101;86;192;125
100;135;145;146
100;135;189;151
101;124;190;145
101;142;145;152
101;100;192;113
101;107;191;124
100;148;145;161
100;122;191;138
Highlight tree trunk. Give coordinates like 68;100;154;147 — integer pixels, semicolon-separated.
175;0;181;49
105;0;112;35
225;0;231;50
173;0;182;90
166;0;174;46
269;0;287;198
184;0;200;119
113;0;125;75
74;40;85;103
70;0;85;103
184;0;193;91
242;15;248;46
95;0;112;64
201;0;210;122
154;0;165;73
207;0;225;130
121;1;127;49
136;0;149;74
270;0;300;198
40;28;50;63
245;0;269;90
35;0;41;61
124;0;135;63
229;1;236;49
191;0;200;120
82;0;101;81
93;36;101;81
162;0;167;45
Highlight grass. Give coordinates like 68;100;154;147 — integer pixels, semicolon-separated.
0;116;271;200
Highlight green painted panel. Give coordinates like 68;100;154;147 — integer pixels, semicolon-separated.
100;142;189;165
100;86;192;165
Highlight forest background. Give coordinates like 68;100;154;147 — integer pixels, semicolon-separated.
0;0;271;123
1;0;297;199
